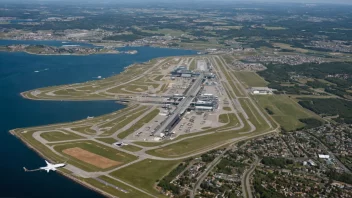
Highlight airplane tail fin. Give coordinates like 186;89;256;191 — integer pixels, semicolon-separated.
23;167;28;172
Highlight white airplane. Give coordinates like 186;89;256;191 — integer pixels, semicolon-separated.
24;160;66;173
40;160;65;173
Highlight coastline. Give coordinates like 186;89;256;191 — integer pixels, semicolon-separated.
20;91;118;101
0;38;202;52
9;129;115;198
3;42;199;198
1;50;122;56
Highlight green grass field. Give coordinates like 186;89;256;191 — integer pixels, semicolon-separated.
238;98;267;129
153;75;164;81
53;141;138;172
121;145;143;152
255;95;317;131
233;72;268;88
263;26;287;30
223;107;232;111
14;130;65;162
40;131;84;142
101;106;149;136
189;59;196;70
82;178;128;197
110;159;180;197
71;126;96;135
219;114;229;123
141;28;186;37
96;176;153;198
96;137;117;144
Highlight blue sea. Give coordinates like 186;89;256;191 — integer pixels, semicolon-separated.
0;40;196;198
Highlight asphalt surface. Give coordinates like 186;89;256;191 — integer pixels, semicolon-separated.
242;154;259;198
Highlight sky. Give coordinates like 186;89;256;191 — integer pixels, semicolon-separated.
1;0;351;4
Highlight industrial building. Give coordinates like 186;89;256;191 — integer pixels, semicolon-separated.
250;87;274;95
171;66;194;77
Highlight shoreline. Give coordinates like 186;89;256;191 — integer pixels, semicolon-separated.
0;50;126;56
0;38;202;52
20;92;117;101
9;129;115;198
18;52;198;101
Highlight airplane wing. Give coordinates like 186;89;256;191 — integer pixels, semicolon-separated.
45;160;52;166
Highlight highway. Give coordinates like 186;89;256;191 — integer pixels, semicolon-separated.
242;154;259;198
190;144;234;198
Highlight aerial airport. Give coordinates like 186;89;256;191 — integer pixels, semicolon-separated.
3;1;352;198
12;54;279;197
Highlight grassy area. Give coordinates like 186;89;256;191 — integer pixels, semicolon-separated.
98;104;140;128
96;137;117;144
233;72;268;88
238;98;268;130
222;82;236;99
97;176;153;198
221;26;243;30
255;95;318;131
153;75;164;81
272;43;309;53
82;178;128;197
215;57;244;97
121;145;143;152
219;114;229;123
22;57;171;101
108;84;149;93
141;28;186;37
223;107;232;111
189;59;196;71
101;106;149;136
40;131;84;142
72;126;96;135
14;130;65;162
117;109;160;139
82;176;153;198
53;141;138;172
110;159;180;197
263;26;287;30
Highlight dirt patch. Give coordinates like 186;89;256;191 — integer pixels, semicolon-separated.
63;147;121;169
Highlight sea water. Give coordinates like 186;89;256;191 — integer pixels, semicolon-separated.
0;42;196;198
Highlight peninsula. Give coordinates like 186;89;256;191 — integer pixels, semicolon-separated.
11;49;352;198
0;44;138;55
4;1;352;198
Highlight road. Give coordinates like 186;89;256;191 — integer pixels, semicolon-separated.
242;154;259;198
190;144;233;198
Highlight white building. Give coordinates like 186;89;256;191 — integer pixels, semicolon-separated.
250;87;274;95
318;154;330;159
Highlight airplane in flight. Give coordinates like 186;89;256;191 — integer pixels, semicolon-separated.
24;160;66;173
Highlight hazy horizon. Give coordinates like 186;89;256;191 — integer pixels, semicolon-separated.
1;0;352;5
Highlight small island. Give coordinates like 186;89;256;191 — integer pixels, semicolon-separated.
0;44;138;55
